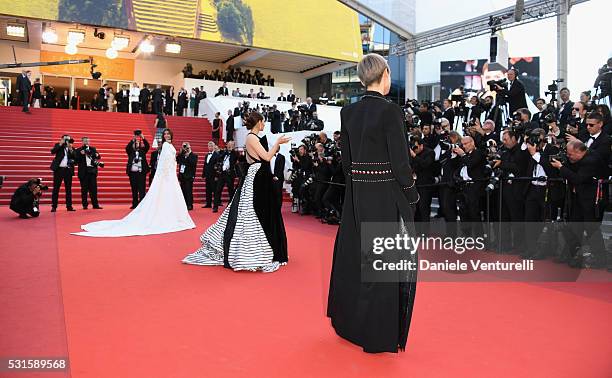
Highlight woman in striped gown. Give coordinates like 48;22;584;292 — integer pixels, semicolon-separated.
182;112;291;272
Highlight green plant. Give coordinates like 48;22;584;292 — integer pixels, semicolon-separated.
214;0;254;45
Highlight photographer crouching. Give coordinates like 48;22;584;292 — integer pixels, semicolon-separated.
75;137;103;210
177;142;198;211
550;140;607;268
10;178;48;218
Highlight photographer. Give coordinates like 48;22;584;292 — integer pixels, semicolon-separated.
521;128;561;259
439;131;463;236
177;142;198;211
471;119;498;148
550;140;607;268
213;141;237;213
566;111;611;166
465;96;483;123
50;135;77;212
409;135;435;224
10;178;46;218
321;149;343;224
437;99;455;126
290;145;313;214
491;130;529;252
306;112;325;131
125;133;150;209
492;68;527;114
454;136;486;236
557;88;574;127
202;141;219;208
565;101;589;140
511;108;538;136
75;137;103;210
312;143;333;218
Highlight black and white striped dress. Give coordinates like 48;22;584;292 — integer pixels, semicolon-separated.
182;141;285;272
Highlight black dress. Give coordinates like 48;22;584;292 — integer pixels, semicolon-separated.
327;91;419;353
183;133;288;270
212;119;221;142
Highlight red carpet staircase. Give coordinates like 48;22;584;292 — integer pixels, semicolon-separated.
0;107;216;207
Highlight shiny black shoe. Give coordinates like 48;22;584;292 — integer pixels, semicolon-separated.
212;207;218;213
51;207;57;213
67;207;76;212
93;206;103;209
83;206;89;210
202;205;212;208
19;214;29;219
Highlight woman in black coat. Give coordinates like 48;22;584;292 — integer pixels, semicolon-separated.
327;54;419;353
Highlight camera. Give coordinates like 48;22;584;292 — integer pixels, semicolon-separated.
134;129;142;136
33;178;49;191
487;78;507;89
526;132;542;146
549;153;568;165
63;136;75;145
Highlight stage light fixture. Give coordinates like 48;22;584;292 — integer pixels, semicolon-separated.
65;43;78;55
105;47;118;59
140;39;155;53
67;30;85;45
165;41;181;54
6;23;25;38
111;35;130;50
42;27;58;43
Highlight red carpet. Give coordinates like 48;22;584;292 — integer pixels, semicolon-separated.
1;205;611;378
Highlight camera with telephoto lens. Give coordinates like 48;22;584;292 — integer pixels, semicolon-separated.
487;78;508;90
84;146;104;168
33;178;49;191
548;153;568;165
526;132;542;146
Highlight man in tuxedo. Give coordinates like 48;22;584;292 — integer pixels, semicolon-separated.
70;91;80;110
177;87;188;116
551;140;607;268
213;141;237;212
117;85;129;112
270;105;282;134
50;135;77;212
98;84;108;111
202;141;219;208
441;99;455;126
566;112;611;175
125;135;150;209
225;109;235;142
493;68;527;114
152;85;163;115
16;70;32;113
409;136;435;225
277;92;287;101
438;131;463;236
177;142;198;210
305;97;317;118
216;82;229;97
557;88;573;127
57;90;70;109
75;137;102;210
454;136;486;236
195;87;207;116
256;87;266;99
531;98;546;125
521;128;560;259
139;85;150;114
491;130;530;252
287;90;296;103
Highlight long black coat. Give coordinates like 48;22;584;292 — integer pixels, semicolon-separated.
327;91;419;353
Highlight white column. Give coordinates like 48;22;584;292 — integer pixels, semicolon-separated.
556;0;569;85
405;52;416;100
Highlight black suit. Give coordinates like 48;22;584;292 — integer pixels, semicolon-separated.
58;95;69;109
305;103;317;117
559;153;607;264
271;110;281;134
202;151;219;207
118;90;130;112
10;183;40;218
152;88;163;115
177;152;198;209
582;132;611;173
216;86;229;97
98;87;108;111
442;108;455;126
140;88;151;114
125;139;150;207
213;150;237;208
277;96;287;101
50;143;76;209
177;91;188;116
412;147;435;223
287;94;295;103
225;115;235;142
16;73;32;112
557;101;574;127
498;144;530;250
70;95;79;110
499;79;528;114
458;148;486;236
75;145;100;208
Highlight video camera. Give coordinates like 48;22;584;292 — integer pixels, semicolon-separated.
487;78;507;90
544;79;564;103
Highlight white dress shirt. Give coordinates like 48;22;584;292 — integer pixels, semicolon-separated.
586;131;600;148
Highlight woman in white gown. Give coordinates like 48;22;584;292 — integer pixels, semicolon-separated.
73;129;195;237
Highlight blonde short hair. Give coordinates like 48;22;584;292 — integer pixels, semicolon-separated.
357;53;389;87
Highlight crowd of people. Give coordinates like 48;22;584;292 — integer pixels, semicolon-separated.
182;64;275;87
